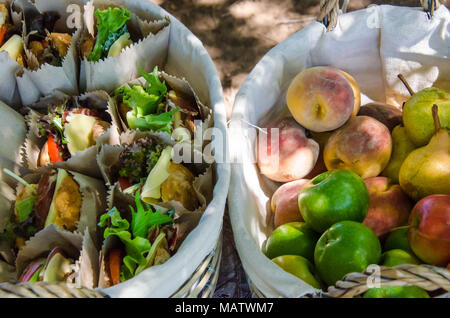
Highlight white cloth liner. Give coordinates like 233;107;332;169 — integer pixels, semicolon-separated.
96;1;229;298
229;5;449;298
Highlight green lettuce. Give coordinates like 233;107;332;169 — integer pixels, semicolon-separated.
98;191;174;282
88;8;131;62
116;66;179;133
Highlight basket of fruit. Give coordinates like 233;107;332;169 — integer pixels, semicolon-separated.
0;0;229;298
228;0;449;298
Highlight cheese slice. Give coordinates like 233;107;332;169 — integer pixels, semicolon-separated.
45;169;68;228
141;146;173;202
64;114;97;155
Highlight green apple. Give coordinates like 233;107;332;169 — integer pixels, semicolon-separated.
384;228;414;254
314;221;381;286
403;87;450;147
380;249;421;267
272;255;322;289
263;222;319;262
298;170;369;233
363;286;429;298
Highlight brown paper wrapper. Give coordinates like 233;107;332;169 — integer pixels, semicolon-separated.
15;224;99;288
79;0;170;93
0;0;23;108
0;101;27;178
22;90;121;178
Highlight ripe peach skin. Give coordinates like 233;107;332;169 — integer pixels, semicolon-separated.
286;66;361;133
324;116;392;179
271;179;310;228
363;177;412;237
358;102;403;133
409;194;450;267
257;117;319;182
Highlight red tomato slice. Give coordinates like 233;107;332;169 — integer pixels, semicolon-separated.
47;135;63;163
0;24;7;47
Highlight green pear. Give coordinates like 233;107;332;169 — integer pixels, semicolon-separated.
382;125;416;183
403;87;450;147
399;105;450;201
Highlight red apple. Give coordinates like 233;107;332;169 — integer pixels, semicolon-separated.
408;194;450;266
362;177;412;237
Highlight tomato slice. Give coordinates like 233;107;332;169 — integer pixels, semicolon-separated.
47;135;63;163
108;248;123;286
0;24;7;47
118;177;132;191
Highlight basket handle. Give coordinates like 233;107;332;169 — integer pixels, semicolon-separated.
421;0;441;17
318;0;441;30
317;0;348;31
325;264;450;298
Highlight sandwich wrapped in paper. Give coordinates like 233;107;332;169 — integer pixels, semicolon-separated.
79;0;170;93
14;0;83;105
0;167;106;255
0;0;24;107
23;91;120;178
97;187;203;288
110;66;212;143
15;225;98;288
97;130;213;213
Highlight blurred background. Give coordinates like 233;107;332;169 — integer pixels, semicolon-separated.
150;0;448;298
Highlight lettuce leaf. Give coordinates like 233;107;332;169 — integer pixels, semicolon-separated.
16;196;36;223
115;66;180;133
126;108;178;133
88;8;131;62
98;191;173;282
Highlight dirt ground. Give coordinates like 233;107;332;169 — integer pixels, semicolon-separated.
152;0;448;118
149;0;448;298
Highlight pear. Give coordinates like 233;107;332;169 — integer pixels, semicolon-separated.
382;125;416;183
403;87;450;147
399;105;450;201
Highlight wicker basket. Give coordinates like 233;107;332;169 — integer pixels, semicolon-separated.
0;0;228;298
0;233;222;298
248;264;450;298
229;0;449;299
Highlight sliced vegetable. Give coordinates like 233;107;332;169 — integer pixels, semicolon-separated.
88;8;131;62
47;135;63;163
108;248;123;286
141;146;173;202
0;24;7;46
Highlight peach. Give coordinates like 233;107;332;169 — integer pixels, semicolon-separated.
358;102;403;132
324;116;392;179
286;66;361;133
257;117;319;182
305;131;332;179
271;179;310;228
363;177;412;237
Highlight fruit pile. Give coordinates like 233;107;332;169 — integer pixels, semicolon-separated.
258;66;450;298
